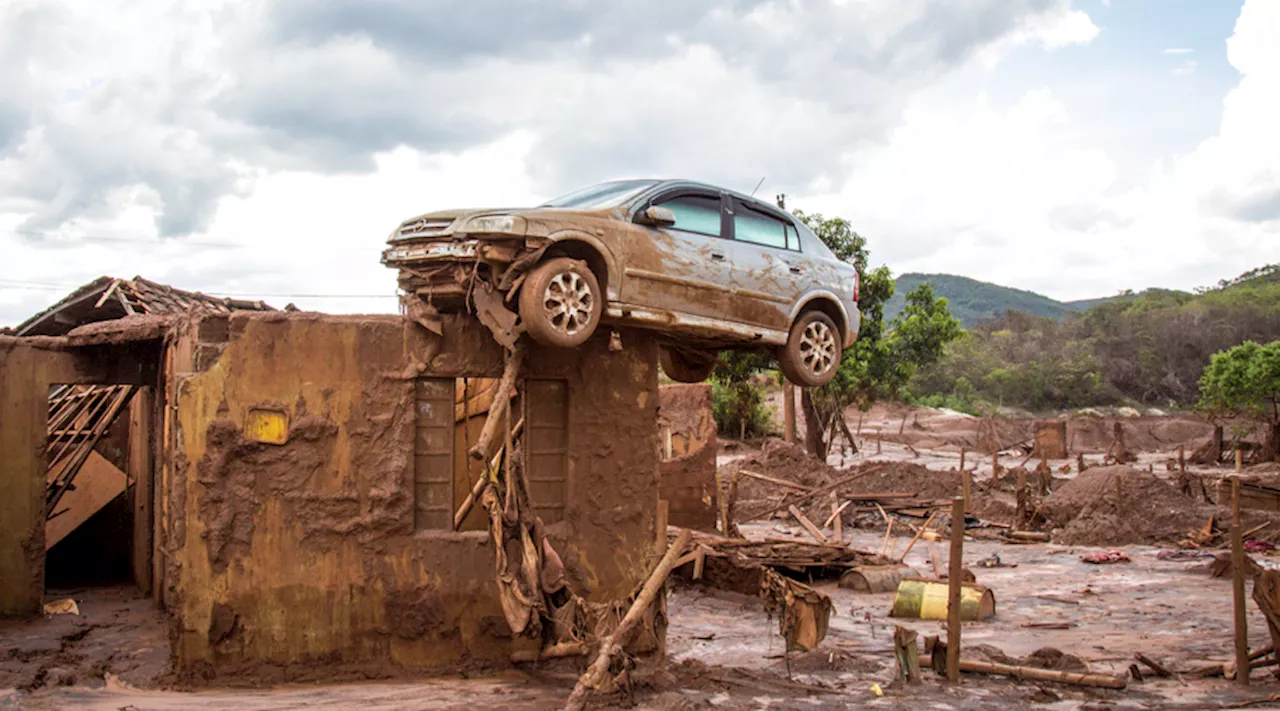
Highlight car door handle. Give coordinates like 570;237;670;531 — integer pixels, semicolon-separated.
710;252;726;260
788;265;803;274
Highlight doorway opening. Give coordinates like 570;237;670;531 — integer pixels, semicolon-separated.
43;384;152;590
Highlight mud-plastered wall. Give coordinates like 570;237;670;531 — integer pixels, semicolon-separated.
167;312;660;677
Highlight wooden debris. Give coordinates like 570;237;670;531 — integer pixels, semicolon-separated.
565;529;692;711
739;469;813;491
1134;653;1172;678
789;505;828;544
899;511;938;563
760;567;832;652
929;643;1126;689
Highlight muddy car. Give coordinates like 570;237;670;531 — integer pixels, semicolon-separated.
382;179;860;386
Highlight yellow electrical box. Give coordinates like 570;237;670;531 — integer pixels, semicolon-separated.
245;408;288;445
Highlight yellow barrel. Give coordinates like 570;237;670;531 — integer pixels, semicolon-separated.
889;578;996;621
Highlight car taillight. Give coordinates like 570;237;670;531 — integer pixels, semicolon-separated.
853;272;860;303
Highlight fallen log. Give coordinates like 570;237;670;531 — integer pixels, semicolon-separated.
564;529;693;711
930;646;1126;689
1134;652;1171;678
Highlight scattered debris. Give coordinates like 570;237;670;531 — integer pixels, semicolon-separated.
1080;551;1131;565
42;598;79;616
761;568;832;653
840;564;919;593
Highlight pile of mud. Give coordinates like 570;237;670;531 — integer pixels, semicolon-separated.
722;439;837;502
842;460;965;501
1041;466;1205;546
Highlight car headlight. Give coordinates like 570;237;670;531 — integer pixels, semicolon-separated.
463;214;525;235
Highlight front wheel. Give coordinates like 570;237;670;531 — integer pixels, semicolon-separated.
518;258;602;348
659;347;718;383
778;311;841;387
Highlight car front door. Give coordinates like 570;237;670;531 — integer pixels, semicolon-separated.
726;198;808;331
621;190;733;319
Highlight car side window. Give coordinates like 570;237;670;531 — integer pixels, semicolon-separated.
735;206;795;251
655;195;721;238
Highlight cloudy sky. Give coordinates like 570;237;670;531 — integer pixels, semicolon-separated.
1;0;1276;327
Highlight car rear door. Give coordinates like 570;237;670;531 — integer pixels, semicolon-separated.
726;198;808;331
620;189;733;319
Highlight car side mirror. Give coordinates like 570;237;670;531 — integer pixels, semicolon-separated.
636;205;676;227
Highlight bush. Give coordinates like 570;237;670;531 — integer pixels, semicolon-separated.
710;376;774;439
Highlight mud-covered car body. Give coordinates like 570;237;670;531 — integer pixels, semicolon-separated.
382;179;860;355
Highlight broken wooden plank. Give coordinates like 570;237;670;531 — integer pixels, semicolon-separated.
789;505;828;543
738;469;812;492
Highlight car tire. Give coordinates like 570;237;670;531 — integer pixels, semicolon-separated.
518;257;603;348
778;310;841;387
659;347;718;383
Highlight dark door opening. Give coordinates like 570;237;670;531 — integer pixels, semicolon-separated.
43;384;152;591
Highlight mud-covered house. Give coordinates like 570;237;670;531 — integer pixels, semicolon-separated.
0;277;667;678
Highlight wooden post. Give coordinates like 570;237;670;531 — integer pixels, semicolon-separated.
1179;446;1186;473
1231;476;1249;687
947;496;965;683
1014;468;1027;531
656;499;669;552
991;450;1000;477
1115;470;1124;516
962;470;972;513
715;469;729;536
1077;453;1085;473
959;447;966;472
1237;449;1244;473
783;382;796;444
876;428;882;454
830;491;843;543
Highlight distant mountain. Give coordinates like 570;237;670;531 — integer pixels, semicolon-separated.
884;273;1077;327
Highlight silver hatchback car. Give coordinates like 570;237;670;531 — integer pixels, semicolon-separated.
382;179;861;386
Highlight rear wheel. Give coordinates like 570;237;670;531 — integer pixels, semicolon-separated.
659;347;718;383
518;258;602;348
778;311;841;387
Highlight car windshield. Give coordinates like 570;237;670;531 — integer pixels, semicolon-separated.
541;179;659;209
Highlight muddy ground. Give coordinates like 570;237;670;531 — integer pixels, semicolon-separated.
7;405;1280;709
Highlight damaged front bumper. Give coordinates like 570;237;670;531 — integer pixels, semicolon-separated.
382;239;481;266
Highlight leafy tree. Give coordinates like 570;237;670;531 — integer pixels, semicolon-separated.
710;351;774;438
788;208;961;457
1199;340;1280;459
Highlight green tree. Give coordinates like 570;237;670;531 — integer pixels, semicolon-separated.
710;351;773;439
789;209;961;456
1199;340;1280;459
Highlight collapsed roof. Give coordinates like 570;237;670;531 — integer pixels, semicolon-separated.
11;276;276;338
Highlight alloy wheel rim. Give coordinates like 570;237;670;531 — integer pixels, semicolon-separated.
542;271;594;336
799;320;837;377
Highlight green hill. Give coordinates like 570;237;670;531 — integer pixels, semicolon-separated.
884;273;1076;327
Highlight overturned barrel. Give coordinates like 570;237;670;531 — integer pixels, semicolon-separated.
890;578;996;621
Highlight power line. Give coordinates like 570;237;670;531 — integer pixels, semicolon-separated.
5;228;386;252
0;281;398;299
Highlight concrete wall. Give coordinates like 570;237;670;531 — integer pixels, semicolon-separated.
658;384;718;532
163;312;662;677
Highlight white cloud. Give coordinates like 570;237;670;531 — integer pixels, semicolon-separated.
1172;59;1199;75
1162;47;1194;55
797;0;1280;301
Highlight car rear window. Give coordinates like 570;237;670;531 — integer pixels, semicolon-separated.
658;195;722;238
735;207;798;250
